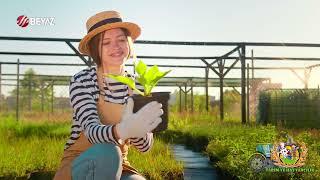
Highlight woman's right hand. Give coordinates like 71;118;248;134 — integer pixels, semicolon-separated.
115;98;163;141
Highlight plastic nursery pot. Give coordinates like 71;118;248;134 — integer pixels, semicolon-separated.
131;92;170;133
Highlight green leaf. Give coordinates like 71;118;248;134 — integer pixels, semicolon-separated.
141;65;161;95
107;74;145;96
151;70;171;86
135;61;148;89
145;65;159;84
135;60;147;76
149;70;171;91
107;74;136;89
106;60;172;97
137;76;146;88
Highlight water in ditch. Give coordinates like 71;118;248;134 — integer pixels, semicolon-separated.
171;144;220;180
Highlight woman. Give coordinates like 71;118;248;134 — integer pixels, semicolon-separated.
54;10;163;180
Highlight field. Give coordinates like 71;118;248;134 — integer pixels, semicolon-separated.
1;90;320;180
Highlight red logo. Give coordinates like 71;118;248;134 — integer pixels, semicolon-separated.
17;15;29;28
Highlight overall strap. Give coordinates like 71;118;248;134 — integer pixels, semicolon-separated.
96;66;105;96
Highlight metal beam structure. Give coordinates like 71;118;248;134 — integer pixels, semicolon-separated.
1;36;320;123
0;75;270;87
0;61;312;70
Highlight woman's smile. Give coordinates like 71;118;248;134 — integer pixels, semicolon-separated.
110;51;124;58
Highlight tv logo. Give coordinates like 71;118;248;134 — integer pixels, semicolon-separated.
17;15;55;28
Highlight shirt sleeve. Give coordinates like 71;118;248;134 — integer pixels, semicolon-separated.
129;133;154;153
69;76;121;146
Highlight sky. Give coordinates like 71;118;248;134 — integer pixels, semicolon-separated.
1;0;320;97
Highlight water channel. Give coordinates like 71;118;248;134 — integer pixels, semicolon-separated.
171;144;220;180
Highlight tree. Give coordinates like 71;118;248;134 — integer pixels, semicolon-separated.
10;68;53;111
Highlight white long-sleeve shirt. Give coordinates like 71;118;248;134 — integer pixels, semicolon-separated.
64;66;153;152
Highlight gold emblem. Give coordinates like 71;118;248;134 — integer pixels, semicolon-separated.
271;141;307;168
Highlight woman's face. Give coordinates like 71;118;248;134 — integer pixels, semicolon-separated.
100;28;129;68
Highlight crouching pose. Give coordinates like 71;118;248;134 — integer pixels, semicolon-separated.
54;10;163;180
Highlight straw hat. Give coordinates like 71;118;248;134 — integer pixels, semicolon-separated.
78;10;141;55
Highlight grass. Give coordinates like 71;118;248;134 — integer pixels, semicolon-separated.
128;140;183;180
160;111;320;179
3;103;319;179
0;112;183;179
0;118;67;178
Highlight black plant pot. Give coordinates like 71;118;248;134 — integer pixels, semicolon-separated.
132;92;170;133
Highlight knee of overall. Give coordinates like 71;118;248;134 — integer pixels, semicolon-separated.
90;143;122;167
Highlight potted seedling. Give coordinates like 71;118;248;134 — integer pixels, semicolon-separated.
107;60;171;133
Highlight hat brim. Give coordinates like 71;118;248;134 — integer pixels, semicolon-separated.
78;22;140;56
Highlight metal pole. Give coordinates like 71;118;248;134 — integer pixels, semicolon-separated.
251;49;254;79
304;69;309;89
241;45;247;124
219;74;224;121
51;80;54;113
41;81;44;112
0;63;2;112
16;59;20;121
251;50;255;95
205;67;209;111
28;76;31;111
179;86;182;113
191;83;194;113
184;84;187;111
247;63;250;123
217;58;225;121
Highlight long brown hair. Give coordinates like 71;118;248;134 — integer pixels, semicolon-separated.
88;28;133;66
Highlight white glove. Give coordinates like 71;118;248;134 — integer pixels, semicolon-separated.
116;98;163;141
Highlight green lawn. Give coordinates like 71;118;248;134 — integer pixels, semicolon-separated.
0;113;183;179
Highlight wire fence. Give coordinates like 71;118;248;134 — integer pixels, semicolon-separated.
257;88;320;128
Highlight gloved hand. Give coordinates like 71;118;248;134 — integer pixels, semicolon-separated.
116;98;163;141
